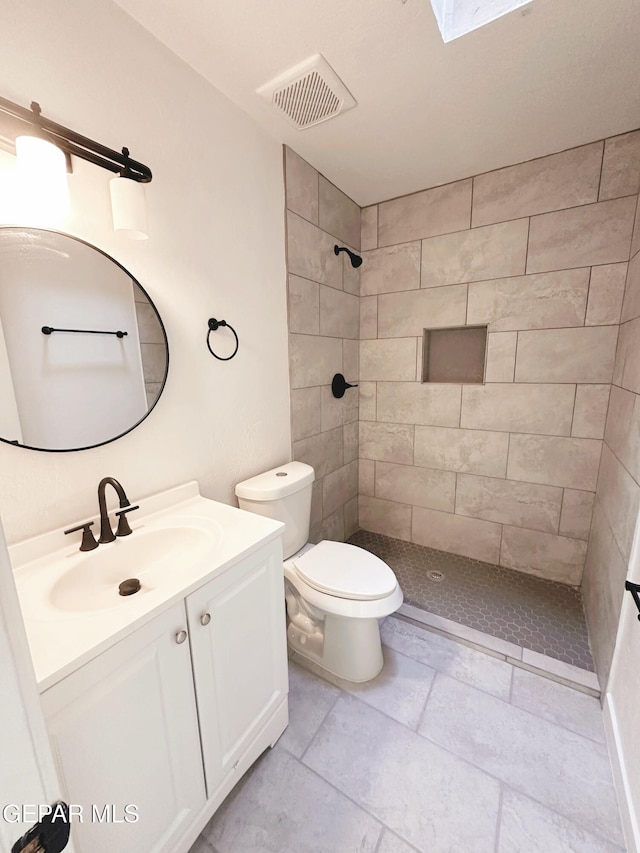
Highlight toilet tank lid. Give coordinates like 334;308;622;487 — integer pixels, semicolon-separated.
235;461;315;501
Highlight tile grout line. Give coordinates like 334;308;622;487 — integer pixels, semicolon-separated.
287;670;620;852
493;786;505;853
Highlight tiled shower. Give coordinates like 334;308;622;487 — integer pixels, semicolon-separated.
284;132;640;686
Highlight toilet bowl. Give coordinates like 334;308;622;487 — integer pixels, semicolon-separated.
235;461;403;682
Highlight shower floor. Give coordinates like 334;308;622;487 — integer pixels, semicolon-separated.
348;530;594;672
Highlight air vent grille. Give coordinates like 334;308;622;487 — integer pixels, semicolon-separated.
257;54;356;130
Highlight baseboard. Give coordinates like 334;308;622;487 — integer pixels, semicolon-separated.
603;692;639;853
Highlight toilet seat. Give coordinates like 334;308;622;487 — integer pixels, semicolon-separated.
292;540;397;601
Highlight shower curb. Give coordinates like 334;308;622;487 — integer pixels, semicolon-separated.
395;604;601;698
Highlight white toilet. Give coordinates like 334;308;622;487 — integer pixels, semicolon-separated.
235;461;403;682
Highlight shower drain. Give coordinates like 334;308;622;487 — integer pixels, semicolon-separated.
427;570;445;582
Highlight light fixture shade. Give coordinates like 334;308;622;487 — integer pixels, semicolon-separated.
15;135;70;222
110;175;148;240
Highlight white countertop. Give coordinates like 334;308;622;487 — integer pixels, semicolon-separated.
11;481;284;692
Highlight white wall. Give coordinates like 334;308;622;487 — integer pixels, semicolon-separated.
604;505;640;852
0;0;291;542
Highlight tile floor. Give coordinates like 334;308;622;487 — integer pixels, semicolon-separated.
190;617;624;853
349;530;594;671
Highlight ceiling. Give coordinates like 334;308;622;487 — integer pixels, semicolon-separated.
113;0;640;207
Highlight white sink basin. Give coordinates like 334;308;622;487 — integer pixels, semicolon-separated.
10;481;285;690
49;526;217;613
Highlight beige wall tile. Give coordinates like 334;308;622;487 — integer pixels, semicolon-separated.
359;382;376;421
572;384;611;439
321;385;354;431
360;338;417;381
140;344;166;383
412;506;501;563
456;474;562;533
582;501;627;685
559;490;595;540
421;219;528;286
378;179;472;246
376;381;461;427
135;302;165;344
358;459;375;496
586;263;628;325
289;333;342;389
621;252;640;323
319;285;359;339
291;386;321;441
596;444;640;563
344;496;359;538
500;527;587;585
343;339;359;382
375;461;456;512
287;211;343;288
507;434;602;490
359;421;414;464
599;131;640;201
308;523;323;545
360;242;421;296
414;425;509;477
293;426;343;479
377;285;467;337
319;175;360;249
310;480;323;528
605;385;640;485
343;251;360;296
323;507;345;542
514;327;618;384
527;197;636;273
461;384;575;435
473;142;602;227
343;421;359;464
359;494;412;540
632;194;640;257
360;295;378;339
285;147;318;223
322;460;359;518
288;274;319;334
361;206;378;251
616;316;640;394
485;332;517;382
467;269;589;331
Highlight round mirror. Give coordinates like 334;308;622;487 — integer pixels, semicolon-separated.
0;228;168;452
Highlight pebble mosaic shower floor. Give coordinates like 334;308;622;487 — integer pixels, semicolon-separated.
348;529;594;671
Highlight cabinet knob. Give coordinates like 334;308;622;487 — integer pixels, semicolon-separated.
200;613;211;626
175;630;188;644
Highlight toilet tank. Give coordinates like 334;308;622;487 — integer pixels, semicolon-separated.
235;461;315;559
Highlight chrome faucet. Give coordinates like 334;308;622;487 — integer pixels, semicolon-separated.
97;477;139;543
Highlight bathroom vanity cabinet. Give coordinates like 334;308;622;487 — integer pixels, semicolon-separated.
39;539;289;853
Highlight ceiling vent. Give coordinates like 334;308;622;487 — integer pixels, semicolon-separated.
257;54;356;130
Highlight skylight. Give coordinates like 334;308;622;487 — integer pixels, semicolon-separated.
430;0;533;42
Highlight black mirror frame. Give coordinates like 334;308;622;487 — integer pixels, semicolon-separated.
0;227;169;453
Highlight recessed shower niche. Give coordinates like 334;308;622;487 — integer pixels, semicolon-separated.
0;228;168;452
422;325;487;384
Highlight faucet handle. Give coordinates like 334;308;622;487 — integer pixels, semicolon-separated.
115;505;140;537
64;521;99;552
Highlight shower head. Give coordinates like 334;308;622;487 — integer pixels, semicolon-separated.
334;244;363;268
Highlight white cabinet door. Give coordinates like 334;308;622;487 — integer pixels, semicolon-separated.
41;602;206;853
187;541;288;798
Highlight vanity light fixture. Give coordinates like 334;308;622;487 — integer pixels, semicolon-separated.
0;95;152;238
